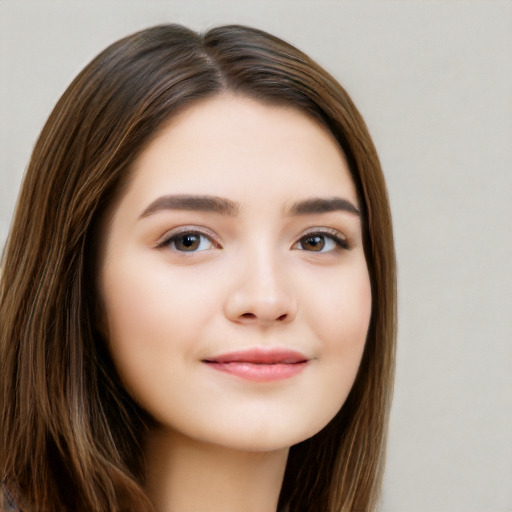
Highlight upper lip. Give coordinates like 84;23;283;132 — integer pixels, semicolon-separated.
203;347;309;364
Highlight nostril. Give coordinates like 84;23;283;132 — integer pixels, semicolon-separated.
240;313;256;320
277;314;288;321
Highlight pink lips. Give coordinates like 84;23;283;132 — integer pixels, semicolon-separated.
203;348;309;382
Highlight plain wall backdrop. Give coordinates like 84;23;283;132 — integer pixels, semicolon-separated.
1;1;511;511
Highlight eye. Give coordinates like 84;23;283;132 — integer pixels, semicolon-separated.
160;230;217;252
294;230;349;253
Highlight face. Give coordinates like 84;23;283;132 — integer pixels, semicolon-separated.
99;94;371;452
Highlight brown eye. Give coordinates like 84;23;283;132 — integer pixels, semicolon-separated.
163;231;215;252
300;235;326;252
175;234;200;251
295;231;348;253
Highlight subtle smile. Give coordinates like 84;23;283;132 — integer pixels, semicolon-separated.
202;347;310;382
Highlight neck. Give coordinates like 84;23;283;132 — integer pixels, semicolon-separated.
144;427;289;512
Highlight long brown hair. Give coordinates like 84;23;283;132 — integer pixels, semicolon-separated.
0;24;396;511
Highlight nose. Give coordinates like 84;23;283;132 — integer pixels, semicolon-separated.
224;249;297;326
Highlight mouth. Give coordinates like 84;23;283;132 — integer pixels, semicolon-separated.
202;347;310;382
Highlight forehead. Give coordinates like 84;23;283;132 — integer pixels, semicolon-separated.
122;93;358;211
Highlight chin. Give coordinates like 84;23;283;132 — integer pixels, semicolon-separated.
190;412;338;453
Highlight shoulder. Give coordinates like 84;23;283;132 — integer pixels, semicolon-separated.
1;482;22;512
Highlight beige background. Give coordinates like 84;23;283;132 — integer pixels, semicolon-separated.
1;1;511;511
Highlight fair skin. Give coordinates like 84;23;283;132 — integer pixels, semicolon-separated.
100;94;372;512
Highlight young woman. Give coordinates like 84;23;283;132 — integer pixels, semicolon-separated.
0;24;396;512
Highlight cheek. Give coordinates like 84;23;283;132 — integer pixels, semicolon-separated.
99;255;223;401
307;260;372;351
333;267;371;370
303;262;372;417
102;276;169;401
103;252;210;336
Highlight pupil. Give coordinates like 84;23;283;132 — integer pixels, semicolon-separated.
179;234;199;250
304;235;324;251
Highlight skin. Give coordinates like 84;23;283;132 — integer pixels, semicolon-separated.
99;94;372;512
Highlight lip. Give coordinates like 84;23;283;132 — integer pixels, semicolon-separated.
202;347;310;382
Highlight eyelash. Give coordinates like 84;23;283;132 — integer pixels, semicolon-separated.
295;229;350;252
157;227;219;252
157;227;349;253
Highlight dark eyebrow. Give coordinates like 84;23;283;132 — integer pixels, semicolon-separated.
287;197;360;216
139;194;240;218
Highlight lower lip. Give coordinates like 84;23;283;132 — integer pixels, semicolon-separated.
204;361;308;382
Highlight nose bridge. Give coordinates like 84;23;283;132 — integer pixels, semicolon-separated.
225;235;296;325
251;243;285;297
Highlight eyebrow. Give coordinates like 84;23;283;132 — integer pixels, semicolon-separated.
286;197;360;217
139;194;240;218
139;194;360;219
